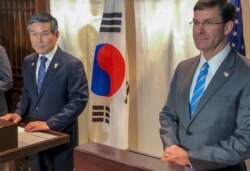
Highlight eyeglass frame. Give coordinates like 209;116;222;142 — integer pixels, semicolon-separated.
189;19;225;28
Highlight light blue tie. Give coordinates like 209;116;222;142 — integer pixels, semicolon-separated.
37;56;47;94
190;62;209;118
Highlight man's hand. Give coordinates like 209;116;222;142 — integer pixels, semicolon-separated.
161;145;190;167
0;113;22;123
25;121;49;132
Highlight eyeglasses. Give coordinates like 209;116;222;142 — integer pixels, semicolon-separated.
189;20;224;28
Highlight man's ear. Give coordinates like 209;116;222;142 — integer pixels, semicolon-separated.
224;20;234;36
55;30;59;38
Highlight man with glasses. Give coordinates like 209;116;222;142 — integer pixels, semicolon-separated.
159;0;250;170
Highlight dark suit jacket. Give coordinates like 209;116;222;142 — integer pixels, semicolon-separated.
160;48;250;171
16;47;88;171
0;46;13;115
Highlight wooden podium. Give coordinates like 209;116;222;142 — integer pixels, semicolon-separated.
74;142;187;171
0;126;69;171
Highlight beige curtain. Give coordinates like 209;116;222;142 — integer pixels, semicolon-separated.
51;0;198;156
131;0;198;156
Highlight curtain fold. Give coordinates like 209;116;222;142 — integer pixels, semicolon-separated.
133;0;197;155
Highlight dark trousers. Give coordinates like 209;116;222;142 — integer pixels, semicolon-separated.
214;162;246;171
34;144;74;171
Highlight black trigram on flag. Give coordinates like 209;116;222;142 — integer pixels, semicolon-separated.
92;105;110;124
100;12;122;33
125;81;129;104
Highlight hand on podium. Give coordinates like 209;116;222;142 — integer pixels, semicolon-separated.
0;113;22;123
161;145;190;167
0;113;49;132
24;121;49;132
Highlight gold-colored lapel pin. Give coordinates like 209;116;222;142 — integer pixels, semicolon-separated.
223;71;229;77
54;63;58;69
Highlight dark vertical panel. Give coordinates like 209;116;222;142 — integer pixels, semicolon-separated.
35;0;49;12
13;0;18;77
0;1;2;45
17;0;22;73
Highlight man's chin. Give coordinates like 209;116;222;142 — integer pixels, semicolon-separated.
34;49;47;55
195;44;208;52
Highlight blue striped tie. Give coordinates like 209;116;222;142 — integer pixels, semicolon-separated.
37;56;47;94
190;62;209;118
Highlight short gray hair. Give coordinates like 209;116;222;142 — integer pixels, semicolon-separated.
27;12;58;34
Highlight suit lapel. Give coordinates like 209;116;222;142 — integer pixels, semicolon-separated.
182;57;200;126
36;49;62;102
31;55;39;97
190;49;235;123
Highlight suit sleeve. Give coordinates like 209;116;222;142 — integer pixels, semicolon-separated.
159;63;181;150
15;57;32;116
46;60;89;131
0;46;13;94
188;80;250;170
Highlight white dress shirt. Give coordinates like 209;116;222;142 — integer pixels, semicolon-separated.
189;44;231;102
36;45;58;83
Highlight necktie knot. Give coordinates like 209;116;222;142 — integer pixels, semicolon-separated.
201;62;209;73
40;56;47;64
190;62;209;118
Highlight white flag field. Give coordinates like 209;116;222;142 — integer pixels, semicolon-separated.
88;0;129;149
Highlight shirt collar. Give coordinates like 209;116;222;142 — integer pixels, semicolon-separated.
199;43;230;73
